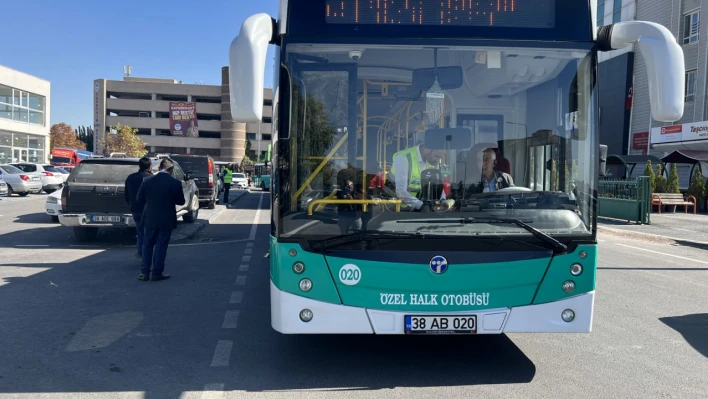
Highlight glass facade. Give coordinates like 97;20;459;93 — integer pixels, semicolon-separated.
0;131;46;163
0;83;46;126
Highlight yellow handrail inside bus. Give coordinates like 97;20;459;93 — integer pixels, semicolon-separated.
307;199;402;215
291;132;349;203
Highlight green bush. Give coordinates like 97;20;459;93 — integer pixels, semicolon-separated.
655;164;667;193
644;160;656;193
688;167;706;206
667;163;680;194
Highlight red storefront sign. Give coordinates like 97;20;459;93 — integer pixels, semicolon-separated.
632;131;648;149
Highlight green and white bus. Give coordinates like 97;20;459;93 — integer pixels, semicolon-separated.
228;0;684;334
253;144;272;190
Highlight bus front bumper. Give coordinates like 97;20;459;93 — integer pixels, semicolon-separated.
271;281;594;334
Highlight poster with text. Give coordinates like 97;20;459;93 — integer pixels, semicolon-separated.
169;102;199;137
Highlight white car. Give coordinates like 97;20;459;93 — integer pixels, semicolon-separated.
232;172;248;189
45;187;63;222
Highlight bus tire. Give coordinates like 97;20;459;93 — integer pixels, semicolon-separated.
74;227;98;242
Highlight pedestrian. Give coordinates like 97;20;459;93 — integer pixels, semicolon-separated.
136;158;186;281
223;163;233;204
124;157;152;264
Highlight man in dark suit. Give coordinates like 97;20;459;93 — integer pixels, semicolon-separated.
124;157;153;263
136;158;186;281
472;147;514;194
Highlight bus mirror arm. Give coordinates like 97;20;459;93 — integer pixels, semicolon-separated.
600;21;684;122
228;13;276;122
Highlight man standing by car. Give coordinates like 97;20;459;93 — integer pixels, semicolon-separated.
136;158;185;281
124;157;152;263
222;163;233;204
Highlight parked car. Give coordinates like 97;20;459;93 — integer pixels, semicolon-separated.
55;167;70;183
46;187;62;222
168;154;219;209
0;164;43;196
0;179;8;196
59;157;200;241
10;163;65;193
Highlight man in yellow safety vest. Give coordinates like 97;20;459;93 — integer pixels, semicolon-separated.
388;143;447;210
223;164;233;204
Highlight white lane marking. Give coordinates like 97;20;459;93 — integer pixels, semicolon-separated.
170;238;250;247
244;248;252;254
16;244;49;247
200;383;225;399
247;243;253;248
222;311;240;328
210;340;233;367
235;276;247;286
69;245;99;247
615;243;708;266
239;264;249;272
248;194;264;241
230;291;243;304
242;256;251;262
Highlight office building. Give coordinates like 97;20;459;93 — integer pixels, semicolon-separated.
0;65;51;164
93;67;272;162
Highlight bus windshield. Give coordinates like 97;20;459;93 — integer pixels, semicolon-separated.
279;43;596;240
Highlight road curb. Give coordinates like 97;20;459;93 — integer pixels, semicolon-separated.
597;224;708;246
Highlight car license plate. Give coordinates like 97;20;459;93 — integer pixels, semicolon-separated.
90;215;121;222
32;177;40;181
404;315;477;334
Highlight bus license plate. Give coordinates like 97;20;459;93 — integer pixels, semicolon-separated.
405;315;477;334
91;215;120;222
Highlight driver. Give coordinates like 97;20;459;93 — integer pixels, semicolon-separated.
388;141;448;210
473;148;514;193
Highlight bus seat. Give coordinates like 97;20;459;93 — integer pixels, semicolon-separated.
493;148;512;175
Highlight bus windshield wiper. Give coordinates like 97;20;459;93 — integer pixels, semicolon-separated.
396;217;567;254
309;230;425;252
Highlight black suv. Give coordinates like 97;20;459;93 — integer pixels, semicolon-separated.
168;154;220;208
59;156;200;241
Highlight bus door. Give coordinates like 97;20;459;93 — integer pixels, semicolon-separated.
289;62;357;211
526;129;567;192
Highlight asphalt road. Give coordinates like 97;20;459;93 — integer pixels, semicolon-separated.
0;192;706;398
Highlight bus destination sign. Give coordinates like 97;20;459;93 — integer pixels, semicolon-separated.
325;0;555;29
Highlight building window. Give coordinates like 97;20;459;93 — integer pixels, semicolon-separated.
0;84;45;126
612;0;622;23
247;133;256;140
262;116;272;124
262;134;272;141
685;70;697;102
684;11;700;44
0;131;46;163
597;0;605;27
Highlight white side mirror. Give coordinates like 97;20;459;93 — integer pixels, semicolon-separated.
604;21;685;122
228;13;274;122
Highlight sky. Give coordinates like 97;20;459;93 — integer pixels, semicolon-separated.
1;0;278;129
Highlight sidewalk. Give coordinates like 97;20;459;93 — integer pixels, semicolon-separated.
598;212;708;245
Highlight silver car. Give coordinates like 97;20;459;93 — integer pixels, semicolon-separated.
10;163;65;193
0;179;7;196
0;164;43;196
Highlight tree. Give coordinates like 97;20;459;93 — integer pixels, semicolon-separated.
687;167;706;208
74;125;95;152
50;123;86;150
667;163;680;194
644;160;656;193
100;124;147;157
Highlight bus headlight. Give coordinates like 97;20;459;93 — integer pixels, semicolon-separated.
299;278;312;292
293;262;305;274
561;309;575;322
570;263;583;276
300;309;313;322
562;280;575;293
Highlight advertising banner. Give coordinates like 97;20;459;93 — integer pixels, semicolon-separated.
169;102;199;137
650;121;708;144
632;132;648;150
